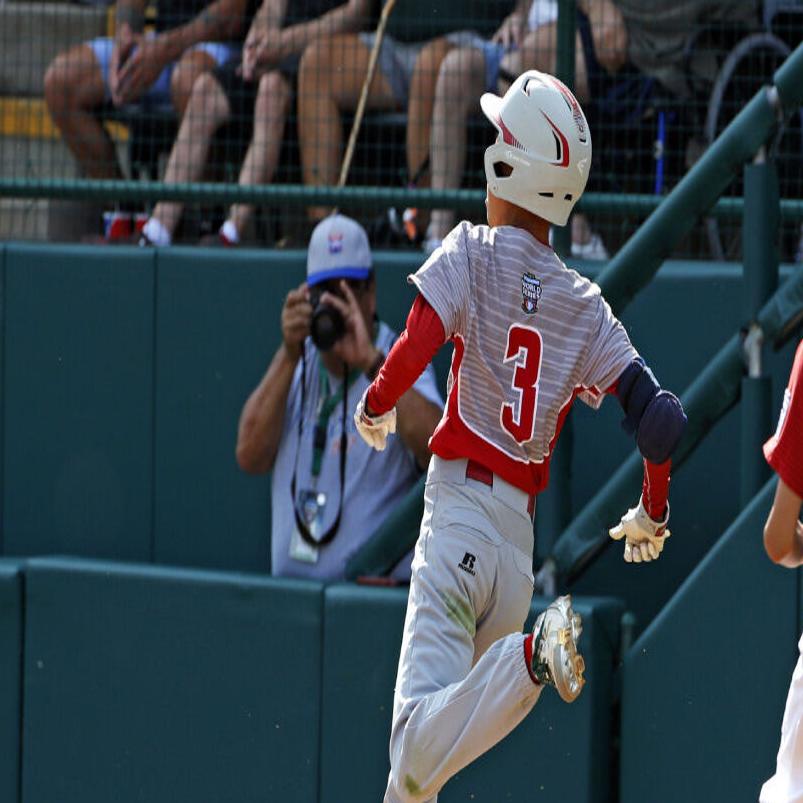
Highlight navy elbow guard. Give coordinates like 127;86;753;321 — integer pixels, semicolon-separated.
616;359;687;464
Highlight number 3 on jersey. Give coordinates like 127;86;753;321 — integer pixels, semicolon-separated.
501;325;543;443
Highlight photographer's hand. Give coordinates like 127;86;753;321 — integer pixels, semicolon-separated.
281;282;312;362
320;281;380;372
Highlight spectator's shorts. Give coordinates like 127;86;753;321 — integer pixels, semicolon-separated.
359;31;505;108
89;36;240;109
211;61;298;139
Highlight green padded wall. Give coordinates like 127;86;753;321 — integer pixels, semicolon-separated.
320;585;622;803
2;244;154;561
21;558;323;803
569;264;799;633
0;244;4;556
0;241;795;640
152;247;304;571
620;479;795;803
0;560;22;803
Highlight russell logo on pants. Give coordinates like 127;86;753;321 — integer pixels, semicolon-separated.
458;553;477;576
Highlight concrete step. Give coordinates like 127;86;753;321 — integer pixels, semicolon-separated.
0;136;81;180
0;198;50;240
0;3;108;96
0;197;104;242
0;133;130;180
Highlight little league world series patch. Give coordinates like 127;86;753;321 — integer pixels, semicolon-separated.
521;272;542;314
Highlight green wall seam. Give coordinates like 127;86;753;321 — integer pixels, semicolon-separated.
0;243;5;556
149;249;159;563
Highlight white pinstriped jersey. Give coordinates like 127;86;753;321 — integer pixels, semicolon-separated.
410;221;638;494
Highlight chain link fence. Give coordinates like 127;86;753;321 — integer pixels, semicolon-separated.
0;0;801;258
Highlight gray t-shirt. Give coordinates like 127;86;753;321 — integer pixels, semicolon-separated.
271;321;442;581
617;0;759;97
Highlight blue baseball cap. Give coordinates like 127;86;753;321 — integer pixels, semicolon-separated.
306;214;373;287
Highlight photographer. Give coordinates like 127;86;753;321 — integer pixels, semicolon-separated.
236;215;442;580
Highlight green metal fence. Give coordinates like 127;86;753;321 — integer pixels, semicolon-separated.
1;0;801;259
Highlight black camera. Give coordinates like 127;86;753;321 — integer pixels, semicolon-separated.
309;288;345;351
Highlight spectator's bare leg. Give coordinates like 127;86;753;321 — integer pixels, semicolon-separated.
227;71;291;240
170;50;219;116
406;38;453;185
147;71;232;243
514;25;589;101
427;47;485;244
298;34;395;221
44;44;120;178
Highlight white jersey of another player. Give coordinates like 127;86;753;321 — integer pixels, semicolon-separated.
411;220;638;495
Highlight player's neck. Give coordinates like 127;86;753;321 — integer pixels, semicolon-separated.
492;202;551;248
518;216;551;249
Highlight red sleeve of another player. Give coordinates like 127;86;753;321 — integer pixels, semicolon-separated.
366;294;446;415
764;341;803;498
642;459;671;521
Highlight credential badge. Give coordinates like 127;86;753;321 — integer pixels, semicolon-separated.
521;272;542;314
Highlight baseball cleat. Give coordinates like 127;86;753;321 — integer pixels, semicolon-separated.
531;595;585;703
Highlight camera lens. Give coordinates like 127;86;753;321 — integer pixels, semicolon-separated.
311;303;345;351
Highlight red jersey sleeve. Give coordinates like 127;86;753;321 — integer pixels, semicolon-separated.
764;340;803;498
366;294;446;415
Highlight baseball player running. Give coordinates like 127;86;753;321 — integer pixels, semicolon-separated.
759;337;803;803
346;69;687;802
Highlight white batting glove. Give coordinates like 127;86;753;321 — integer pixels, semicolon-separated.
609;497;670;563
354;391;396;451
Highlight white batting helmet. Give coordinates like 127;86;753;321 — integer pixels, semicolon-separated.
481;70;592;226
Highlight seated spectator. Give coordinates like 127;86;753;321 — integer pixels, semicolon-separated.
613;0;759;101
139;0;372;248
760;338;803;801
44;0;253;192
416;0;626;258
296;7;507;228
236;215;442;580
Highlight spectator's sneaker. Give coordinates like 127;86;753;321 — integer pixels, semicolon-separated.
102;211;133;242
531;595;585;703
402;207;423;245
571;233;609;261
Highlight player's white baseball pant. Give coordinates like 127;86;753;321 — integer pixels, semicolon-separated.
760;632;803;803
384;456;541;803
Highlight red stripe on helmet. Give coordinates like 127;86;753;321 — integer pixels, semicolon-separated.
496;115;523;150
541;112;570;167
546;76;588;144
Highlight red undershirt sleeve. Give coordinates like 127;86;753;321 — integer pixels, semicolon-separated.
366;294;446;415
642;458;671;521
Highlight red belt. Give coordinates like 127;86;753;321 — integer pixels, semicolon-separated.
465;460;536;519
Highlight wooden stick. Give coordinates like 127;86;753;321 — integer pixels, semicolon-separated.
337;0;398;191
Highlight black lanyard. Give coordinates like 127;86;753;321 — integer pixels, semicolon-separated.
291;348;360;548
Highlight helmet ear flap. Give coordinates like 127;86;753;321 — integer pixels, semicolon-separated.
483;141;512;198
